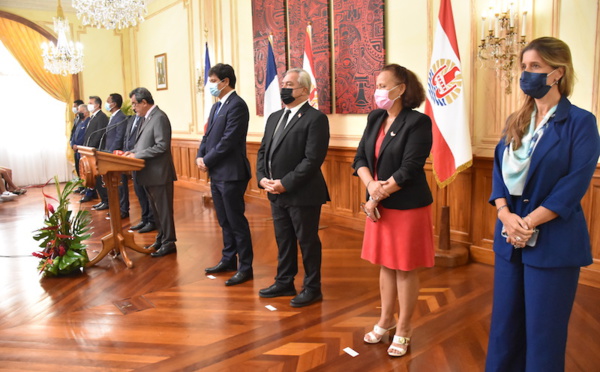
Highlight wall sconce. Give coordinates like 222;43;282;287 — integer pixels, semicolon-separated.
477;1;528;94
196;62;204;93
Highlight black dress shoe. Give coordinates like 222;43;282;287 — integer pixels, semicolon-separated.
259;283;297;298
205;261;237;274
80;194;97;203
92;202;103;209
290;289;323;308
120;211;129;219
93;202;109;211
138;223;157;233
225;270;253;286
151;244;176;257
130;221;146;230
144;242;161;251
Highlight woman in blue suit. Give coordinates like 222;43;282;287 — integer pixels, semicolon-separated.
486;37;600;372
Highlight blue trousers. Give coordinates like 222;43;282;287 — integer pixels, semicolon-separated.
486;250;580;372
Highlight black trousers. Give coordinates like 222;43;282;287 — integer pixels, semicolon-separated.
133;174;154;224
270;203;322;291
144;182;176;246
210;179;253;272
118;173;129;214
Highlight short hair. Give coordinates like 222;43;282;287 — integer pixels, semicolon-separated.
74;99;84;106
286;68;312;92
109;93;123;108
380;64;425;109
89;96;102;107
129;87;154;105
208;63;236;88
78;104;88;113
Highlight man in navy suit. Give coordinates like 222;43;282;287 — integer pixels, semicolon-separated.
93;93;128;213
256;68;330;307
198;63;254;286
80;95;108;203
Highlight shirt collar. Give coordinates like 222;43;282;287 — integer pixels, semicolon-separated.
219;90;235;104
145;105;157;119
286;100;308;119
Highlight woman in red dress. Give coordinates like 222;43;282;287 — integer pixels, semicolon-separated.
352;64;434;357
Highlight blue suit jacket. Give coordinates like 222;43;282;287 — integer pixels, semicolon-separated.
490;96;600;268
197;91;251;182
101;110;127;152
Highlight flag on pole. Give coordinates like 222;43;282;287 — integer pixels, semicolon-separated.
302;23;318;109
203;42;213;128
264;36;281;124
425;0;472;188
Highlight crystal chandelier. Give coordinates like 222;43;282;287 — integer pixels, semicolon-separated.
72;0;148;30
477;1;528;94
41;1;84;76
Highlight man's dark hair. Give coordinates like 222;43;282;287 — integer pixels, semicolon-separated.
109;93;123;108
129;87;154;105
89;96;102;107
208;63;236;88
74;99;84;106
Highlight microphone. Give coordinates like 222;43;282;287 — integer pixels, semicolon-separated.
98;117;130;151
83;117;128;148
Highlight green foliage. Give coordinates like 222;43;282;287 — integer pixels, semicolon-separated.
32;177;92;277
121;101;135;116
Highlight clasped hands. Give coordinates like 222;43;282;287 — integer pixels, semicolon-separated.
260;177;286;194
500;212;534;249
361;180;390;223
196;157;208;172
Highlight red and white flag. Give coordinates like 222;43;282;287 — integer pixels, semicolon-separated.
303;24;318;109
425;0;472;187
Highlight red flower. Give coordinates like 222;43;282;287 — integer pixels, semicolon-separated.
32;252;44;258
47;204;55;214
58;243;66;257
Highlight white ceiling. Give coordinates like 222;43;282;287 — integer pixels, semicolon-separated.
0;0;155;13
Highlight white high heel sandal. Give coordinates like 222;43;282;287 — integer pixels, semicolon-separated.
363;324;396;344
387;335;410;357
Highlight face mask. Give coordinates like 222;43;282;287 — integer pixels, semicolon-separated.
105;102;113;111
207;80;224;97
519;69;557;99
280;88;296;105
87;104;95;112
77;113;84;119
374;85;400;110
72;107;78;114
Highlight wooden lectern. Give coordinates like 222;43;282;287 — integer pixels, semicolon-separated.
78;146;151;268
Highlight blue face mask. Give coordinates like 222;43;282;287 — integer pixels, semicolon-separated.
519;69;557;99
207;80;224;97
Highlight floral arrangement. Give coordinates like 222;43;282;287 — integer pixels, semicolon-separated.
32;177;92;276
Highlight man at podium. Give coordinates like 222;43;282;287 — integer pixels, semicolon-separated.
124;87;177;257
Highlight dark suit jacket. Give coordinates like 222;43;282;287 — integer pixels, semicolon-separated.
123;115;137;152
101;110;127;152
257;102;330;206
490;96;600;268
197;92;251;182
352;108;433;210
83;110;109;148
133;106;177;186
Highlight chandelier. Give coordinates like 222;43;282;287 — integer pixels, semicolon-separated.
477;1;528;94
72;0;148;30
41;1;84;76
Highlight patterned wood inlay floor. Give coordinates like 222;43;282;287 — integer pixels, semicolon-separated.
0;185;598;371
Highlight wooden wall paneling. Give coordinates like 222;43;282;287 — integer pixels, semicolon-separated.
448;167;473;245
580;170;600;288
469;157;495;266
246;142;263;198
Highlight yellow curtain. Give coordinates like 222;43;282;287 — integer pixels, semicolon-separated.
0;16;75;161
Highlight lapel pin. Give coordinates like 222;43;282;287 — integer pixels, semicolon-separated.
390;131;397;137
298;113;302;118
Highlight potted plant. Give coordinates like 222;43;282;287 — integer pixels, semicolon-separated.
32;177;92;276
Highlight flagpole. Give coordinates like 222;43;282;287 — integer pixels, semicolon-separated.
434;186;468;267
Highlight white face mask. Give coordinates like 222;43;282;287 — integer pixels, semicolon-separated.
87;104;95;112
72;107;78;114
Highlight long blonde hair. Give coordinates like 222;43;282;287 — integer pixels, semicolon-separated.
504;37;575;148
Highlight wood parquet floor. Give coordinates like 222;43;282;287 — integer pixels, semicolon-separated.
0;184;599;371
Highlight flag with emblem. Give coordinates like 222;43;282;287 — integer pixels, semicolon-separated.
264;36;281;124
203;42;213;128
303;23;318;109
425;0;472;187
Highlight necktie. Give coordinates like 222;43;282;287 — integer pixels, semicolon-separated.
271;109;291;149
210;101;222;127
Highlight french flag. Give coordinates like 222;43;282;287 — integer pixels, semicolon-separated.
203;42;213;128
425;0;472;187
264;37;281;124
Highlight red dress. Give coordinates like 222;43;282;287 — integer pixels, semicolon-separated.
361;124;435;271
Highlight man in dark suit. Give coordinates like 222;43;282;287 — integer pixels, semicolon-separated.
80;95;108;203
123;110;156;234
70;99;84;190
198;63;254;286
256;68;330;307
93;93;128;213
124;87;177;257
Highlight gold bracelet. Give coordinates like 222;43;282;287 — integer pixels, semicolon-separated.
497;205;508;214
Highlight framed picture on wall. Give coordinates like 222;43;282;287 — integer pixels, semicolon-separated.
154;53;168;90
